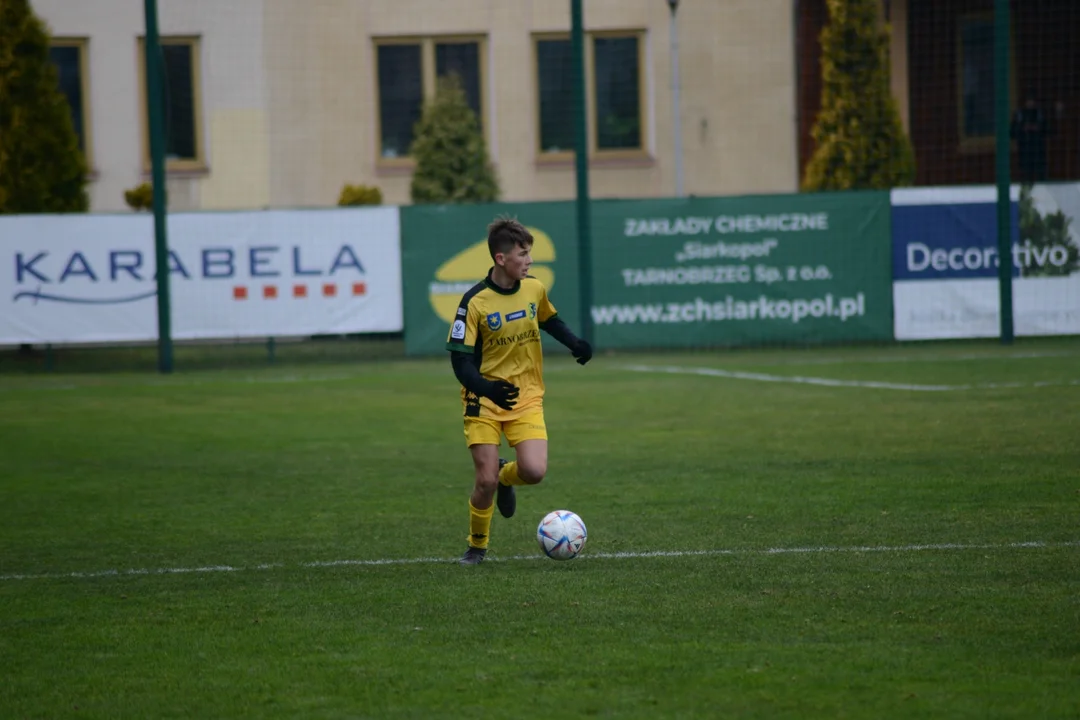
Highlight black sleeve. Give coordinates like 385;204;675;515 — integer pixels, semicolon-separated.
451;351;490;397
539;315;581;349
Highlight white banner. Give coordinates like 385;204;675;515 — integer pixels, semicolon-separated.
0;207;403;344
893;277;1080;340
891;184;1080;340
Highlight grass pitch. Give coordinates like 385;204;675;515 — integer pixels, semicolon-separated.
1;339;1078;718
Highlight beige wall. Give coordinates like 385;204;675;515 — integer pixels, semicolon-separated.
33;0;269;212
34;0;800;212
270;0;799;207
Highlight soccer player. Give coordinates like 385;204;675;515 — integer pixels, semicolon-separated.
446;216;592;565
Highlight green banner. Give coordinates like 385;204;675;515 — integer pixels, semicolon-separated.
402;201;580;356
589;192;893;348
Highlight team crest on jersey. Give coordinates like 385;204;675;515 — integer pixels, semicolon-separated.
486;312;502;330
528;302;537;319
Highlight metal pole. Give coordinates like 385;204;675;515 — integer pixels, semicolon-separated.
993;0;1013;344
144;0;173;372
571;0;593;345
669;0;684;197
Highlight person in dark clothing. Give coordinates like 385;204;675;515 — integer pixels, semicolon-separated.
1011;94;1052;183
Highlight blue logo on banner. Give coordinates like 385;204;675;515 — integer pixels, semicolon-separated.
506;310;526;322
892;202;1020;280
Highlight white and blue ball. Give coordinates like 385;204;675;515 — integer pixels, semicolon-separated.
536;510;588;561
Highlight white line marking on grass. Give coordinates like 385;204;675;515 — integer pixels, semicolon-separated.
303;557;449;568
752;349;1080;367
2;540;1076;582
622;365;953;391
0;372;362;393
620;364;1080;392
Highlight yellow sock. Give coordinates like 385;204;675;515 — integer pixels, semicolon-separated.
468;500;494;549
499;460;528;486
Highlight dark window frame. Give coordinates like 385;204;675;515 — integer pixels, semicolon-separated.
373;35;488;166
533;30;648;160
49;37;93;169
137;35;206;172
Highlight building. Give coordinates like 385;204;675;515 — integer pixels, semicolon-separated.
33;0;1078;214
797;0;1078;185
33;0;798;213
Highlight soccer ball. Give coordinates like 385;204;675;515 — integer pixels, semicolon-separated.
536;510;588;561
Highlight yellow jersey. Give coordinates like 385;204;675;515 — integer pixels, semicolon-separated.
446;272;557;419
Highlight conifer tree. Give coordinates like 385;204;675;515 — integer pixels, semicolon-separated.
0;0;89;213
410;73;499;204
803;0;915;191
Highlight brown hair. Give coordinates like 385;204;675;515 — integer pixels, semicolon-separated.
487;215;533;260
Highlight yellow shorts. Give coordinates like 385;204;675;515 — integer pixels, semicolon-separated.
464;411;547;448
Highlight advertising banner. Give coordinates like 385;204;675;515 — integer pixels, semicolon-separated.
401;202;580;356
588;192;893;348
0;207;403;344
891;185;1080;340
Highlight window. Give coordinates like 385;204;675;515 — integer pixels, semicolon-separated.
48;38;92;167
376;43;423;160
536;39;575;153
593;35;642;150
534;31;646;158
374;37;486;163
435;41;482;124
958;17;994;141
137;36;205;170
956;14;1014;148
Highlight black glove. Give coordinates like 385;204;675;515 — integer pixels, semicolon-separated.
571;339;593;366
484;380;520;411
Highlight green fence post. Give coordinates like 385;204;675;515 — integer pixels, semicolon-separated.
994;0;1014;344
143;0;173;372
571;0;593;345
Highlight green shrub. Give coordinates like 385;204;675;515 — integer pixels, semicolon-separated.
1018;184;1080;278
124;182;154;211
337;184;383;206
